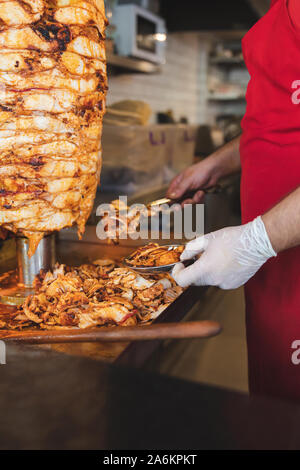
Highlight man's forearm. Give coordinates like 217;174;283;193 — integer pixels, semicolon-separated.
262;186;300;253
209;135;241;180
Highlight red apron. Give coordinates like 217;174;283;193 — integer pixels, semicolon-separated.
240;0;300;401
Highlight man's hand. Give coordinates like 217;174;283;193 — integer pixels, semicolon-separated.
167;158;220;205
172;217;277;289
166;136;242;205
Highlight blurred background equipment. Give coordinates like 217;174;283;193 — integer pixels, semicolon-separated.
101;122;197;194
113;3;166;64
104;100;152;125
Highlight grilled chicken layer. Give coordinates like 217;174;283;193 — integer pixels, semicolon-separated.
0;0;107;255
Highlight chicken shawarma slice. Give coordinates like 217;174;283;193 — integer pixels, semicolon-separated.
0;112;105;141
0;172;97;193
0;151;99;169
0;27;61;52
0;158;98;179
60;51;105;75
55;3;106;30
0;68;102;93
1;209;78;248
56;108;104;132
24;90;105;113
19;140;80;157
0;178;98;215
0;0;44;13
0;114;72;133
0;201;71;224
0;50;55;72
0;89;105;114
56;0;105;16
0;131;99;152
0;149;98;164
0;132;60;150
0;191;77;209
20;90;80;114
4;210;77;233
0;189;90;212
0;1;44;25
5;139;98;158
0;116;103;140
0;132;76;150
67;35;106;59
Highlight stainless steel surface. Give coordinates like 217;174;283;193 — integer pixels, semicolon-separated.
123;262;174;273
0;270;30;306
0;234;56;305
16;235;56;288
122;259;192;274
0;287;34;306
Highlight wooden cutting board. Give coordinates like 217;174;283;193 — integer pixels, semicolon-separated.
0;314;221;345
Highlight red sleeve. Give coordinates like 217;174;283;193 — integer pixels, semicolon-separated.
288;0;300;28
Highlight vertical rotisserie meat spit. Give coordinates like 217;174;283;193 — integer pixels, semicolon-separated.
0;0;107;256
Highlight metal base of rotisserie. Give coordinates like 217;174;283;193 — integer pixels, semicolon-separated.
0;234;56;306
0;270;34;306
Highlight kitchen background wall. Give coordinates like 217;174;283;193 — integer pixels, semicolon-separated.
107;33;210;124
107;33;250;127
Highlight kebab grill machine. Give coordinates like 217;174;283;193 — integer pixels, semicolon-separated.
0;0;223;349
0;0;108;305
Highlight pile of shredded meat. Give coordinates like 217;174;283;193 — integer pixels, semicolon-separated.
126;243;184;267
0;0;108;255
0;260;183;330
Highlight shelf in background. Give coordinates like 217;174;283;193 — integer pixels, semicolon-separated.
107;53;161;74
209;56;245;66
208;93;246;102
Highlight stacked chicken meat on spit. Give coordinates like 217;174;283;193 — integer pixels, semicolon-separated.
0;0;108;255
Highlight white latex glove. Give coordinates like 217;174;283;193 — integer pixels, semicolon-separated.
172;216;277;289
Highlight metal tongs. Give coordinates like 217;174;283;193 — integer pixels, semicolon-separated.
148;184;223;209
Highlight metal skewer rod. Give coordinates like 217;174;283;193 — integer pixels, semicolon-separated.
0;234;56;306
